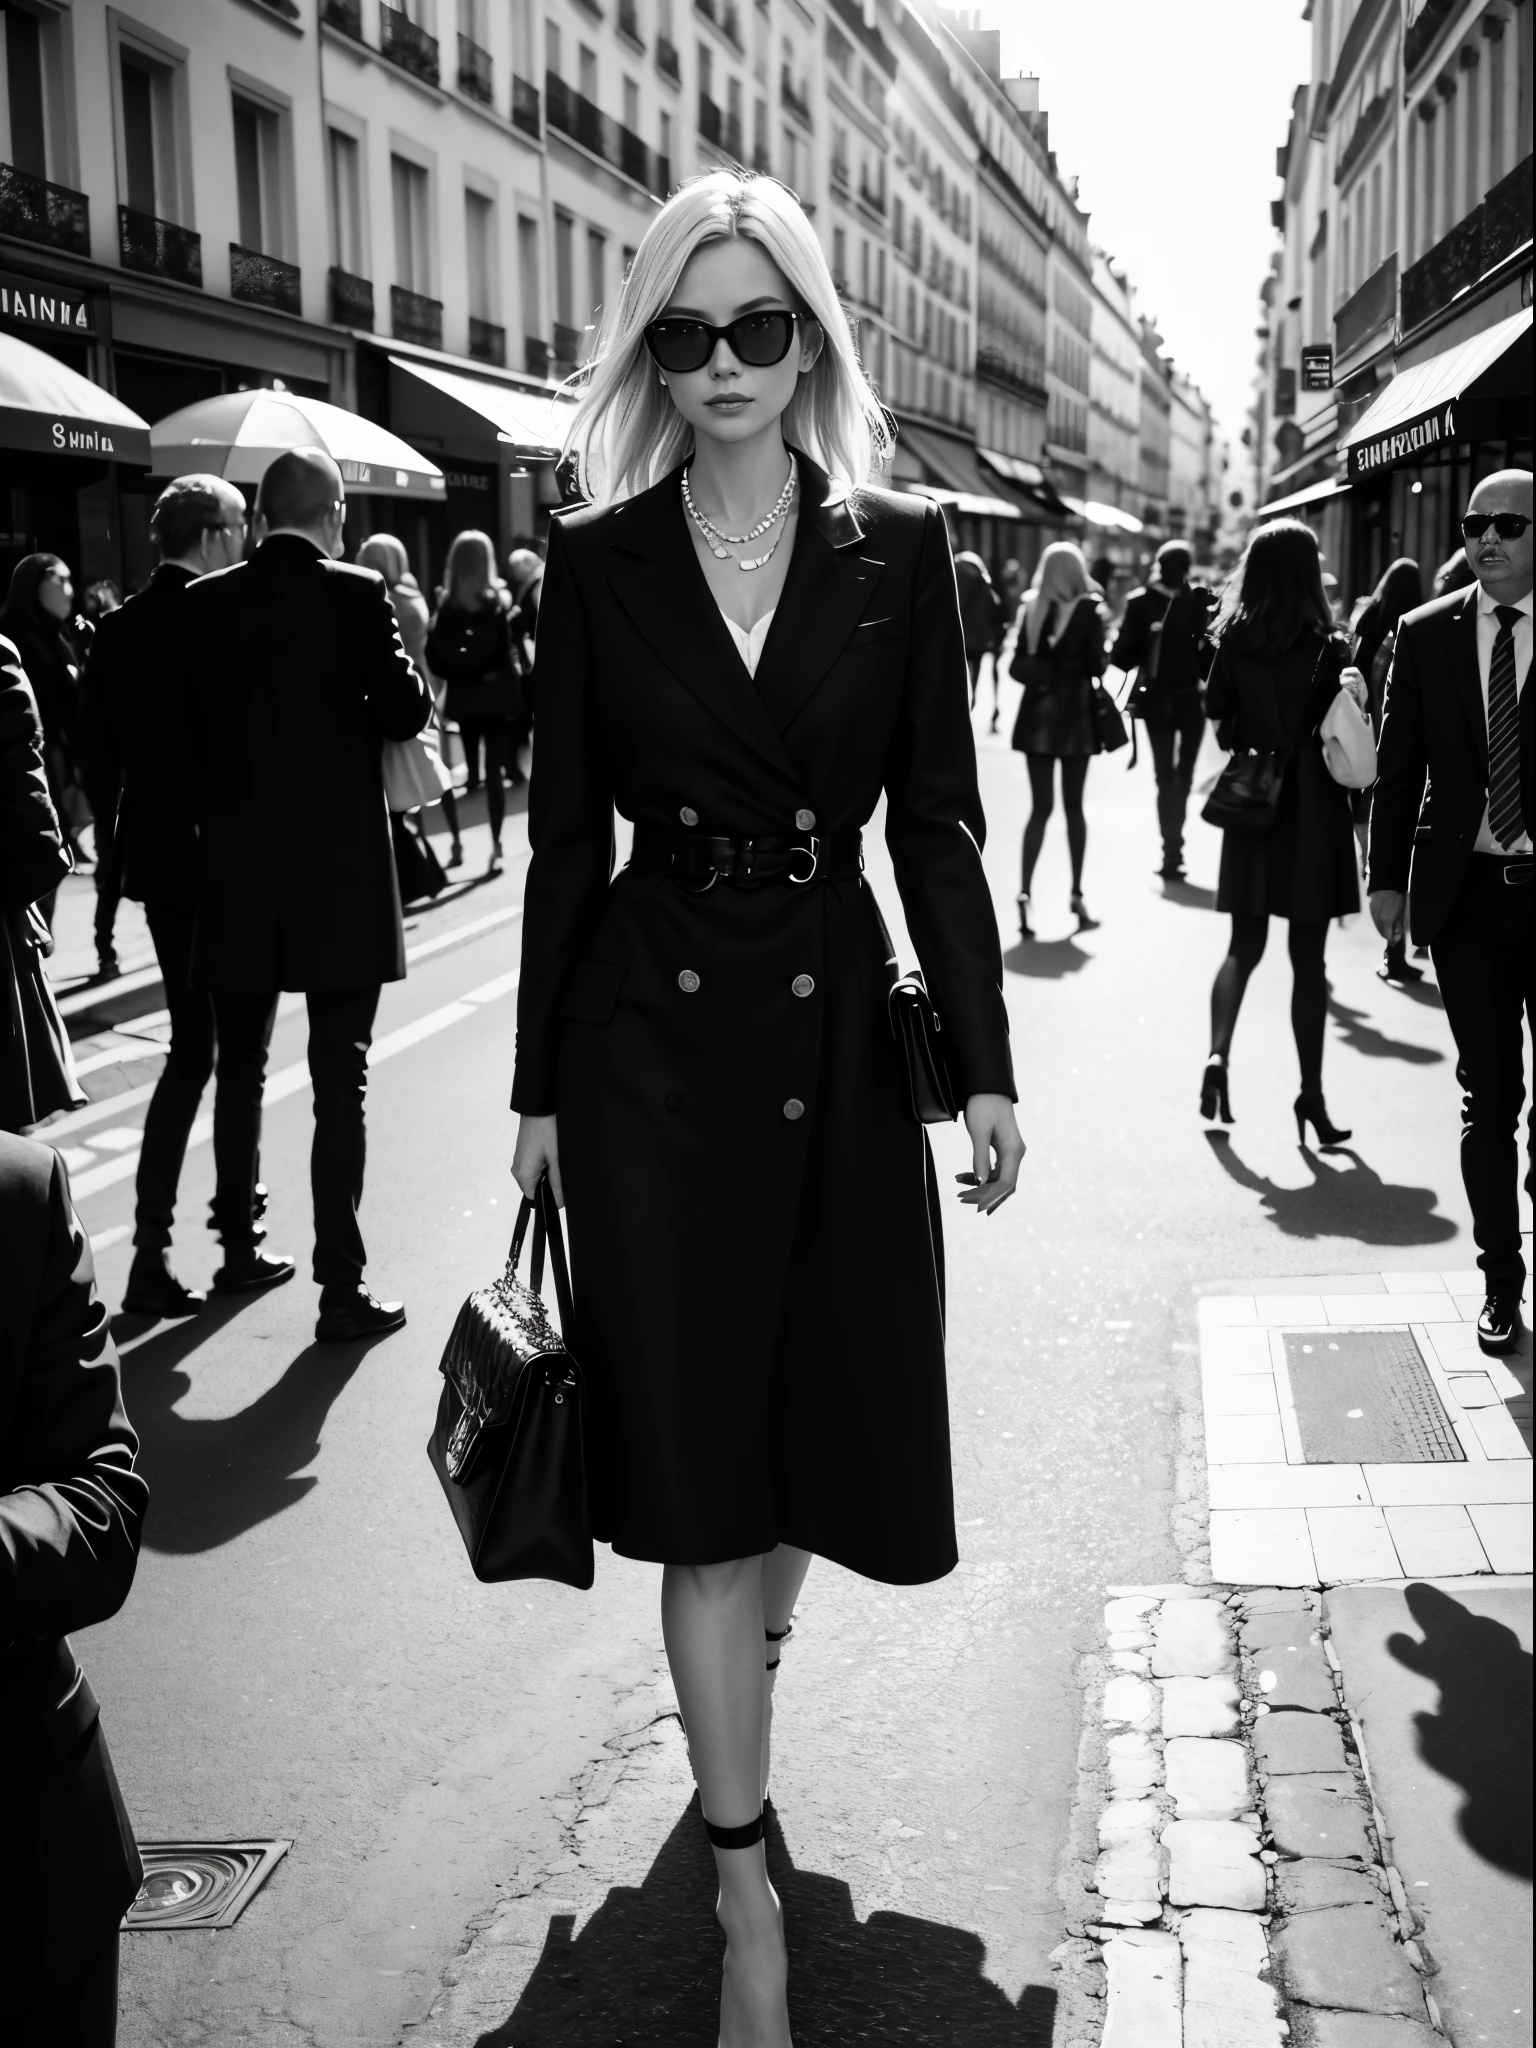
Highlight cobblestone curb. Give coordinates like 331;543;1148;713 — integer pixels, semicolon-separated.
1052;1584;1445;2048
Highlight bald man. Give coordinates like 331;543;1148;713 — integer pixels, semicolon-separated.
174;448;432;1342
1369;469;1534;1355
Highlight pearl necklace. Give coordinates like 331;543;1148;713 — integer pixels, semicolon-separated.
682;458;797;572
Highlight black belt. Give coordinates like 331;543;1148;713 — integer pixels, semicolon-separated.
1472;851;1532;885
631;825;863;889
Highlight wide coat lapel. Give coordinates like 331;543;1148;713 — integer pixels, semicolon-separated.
751;456;881;735
605;463;797;781
1447;585;1487;778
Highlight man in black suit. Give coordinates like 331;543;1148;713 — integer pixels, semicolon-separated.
1;1131;148;2041
1370;468;1533;1355
1109;541;1215;880
177;449;432;1342
80;476;295;1318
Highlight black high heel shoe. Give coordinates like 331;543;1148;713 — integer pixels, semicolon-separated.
1071;890;1099;931
1016;892;1034;941
1200;1058;1231;1123
1295;1092;1351;1146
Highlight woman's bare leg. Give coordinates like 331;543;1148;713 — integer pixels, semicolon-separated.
662;1559;792;2048
760;1545;813;1801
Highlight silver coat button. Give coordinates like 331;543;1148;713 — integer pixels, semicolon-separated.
792;974;815;997
679;805;699;827
782;1097;805;1120
678;969;700;993
795;808;816;831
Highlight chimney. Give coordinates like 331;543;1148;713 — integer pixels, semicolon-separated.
1004;73;1041;114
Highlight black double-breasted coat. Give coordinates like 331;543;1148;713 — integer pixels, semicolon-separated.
511;456;1015;1583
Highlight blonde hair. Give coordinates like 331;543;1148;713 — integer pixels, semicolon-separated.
1025;541;1100;653
563;169;891;505
357;533;409;585
442;529;506;609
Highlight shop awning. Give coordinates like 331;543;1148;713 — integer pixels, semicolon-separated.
977;444;1075;519
151;390;445;497
1256;477;1353;519
388;356;573;459
0;329;151;465
1060;495;1146;534
1342;307;1532;480
904;483;1025;522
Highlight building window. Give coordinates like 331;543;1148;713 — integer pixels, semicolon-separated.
554;208;574;326
546;20;562;76
465;187;496;320
232;93;283;255
328;128;364;275
517;212;541;336
391;153;430;294
578;43;598;103
119;46;182;221
510;0;534;78
832;224;846;287
660;109;672;168
587;224;606;329
623;74;640;131
3;4;51;179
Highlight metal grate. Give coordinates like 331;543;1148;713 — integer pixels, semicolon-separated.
1283;1327;1464;1464
123;1841;290;1932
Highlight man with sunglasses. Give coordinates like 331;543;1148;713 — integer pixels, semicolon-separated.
78;475;291;1320
1370;469;1533;1355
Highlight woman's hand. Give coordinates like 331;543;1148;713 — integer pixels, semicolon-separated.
512;1113;564;1206
956;1094;1025;1217
1339;664;1369;710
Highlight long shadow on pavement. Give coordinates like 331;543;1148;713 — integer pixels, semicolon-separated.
1160;877;1218;910
478;1799;1055;2047
1205;1133;1457;1246
1327;994;1446;1066
1003;937;1091;980
1387;1584;1534;1879
115;1307;379;1553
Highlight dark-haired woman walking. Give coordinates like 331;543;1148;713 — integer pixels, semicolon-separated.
1350;556;1423;985
1201;518;1367;1143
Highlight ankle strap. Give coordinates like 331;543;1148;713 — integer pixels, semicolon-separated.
704;1808;765;1850
764;1624;793;1643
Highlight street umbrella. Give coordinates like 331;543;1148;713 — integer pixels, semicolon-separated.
0;329;151;465
149;389;446;499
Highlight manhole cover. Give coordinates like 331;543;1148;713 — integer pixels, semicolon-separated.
1282;1328;1463;1464
123;1841;290;1931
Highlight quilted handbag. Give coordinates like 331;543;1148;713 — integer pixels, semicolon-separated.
427;1176;594;1589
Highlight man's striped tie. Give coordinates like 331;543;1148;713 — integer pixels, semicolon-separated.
1487;605;1525;850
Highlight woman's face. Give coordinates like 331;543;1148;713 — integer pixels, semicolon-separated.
38;565;73;620
652;236;822;451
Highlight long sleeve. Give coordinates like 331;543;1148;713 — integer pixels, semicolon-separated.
1109;593;1149;673
511;519;616;1114
0;1149;147;1647
0;647;70;915
360;575;433;740
1367;622;1426;894
883;502;1015;1103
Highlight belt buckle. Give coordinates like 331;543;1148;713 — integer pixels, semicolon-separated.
788;835;819;885
672;843;719;895
734;837;760;889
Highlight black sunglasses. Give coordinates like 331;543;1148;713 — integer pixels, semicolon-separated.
644;309;803;374
1461;512;1532;541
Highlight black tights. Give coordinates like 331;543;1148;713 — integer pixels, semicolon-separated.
459;716;510;846
1020;753;1089;895
1210;914;1330;1093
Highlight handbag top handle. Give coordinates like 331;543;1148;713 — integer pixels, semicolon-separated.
506;1175;575;1331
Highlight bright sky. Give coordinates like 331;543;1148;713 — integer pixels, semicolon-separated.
991;0;1312;452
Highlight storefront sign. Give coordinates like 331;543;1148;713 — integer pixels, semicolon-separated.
0;268;94;336
1347;400;1457;479
444;469;494;492
1301;345;1333;391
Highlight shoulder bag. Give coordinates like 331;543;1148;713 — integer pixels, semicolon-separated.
1319;684;1377;788
382;730;452;814
427;1175;594;1589
1200;636;1334;833
1091;681;1129;753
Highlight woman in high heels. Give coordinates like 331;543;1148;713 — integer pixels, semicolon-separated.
1006;542;1107;937
1200;519;1367;1143
509;170;1023;2046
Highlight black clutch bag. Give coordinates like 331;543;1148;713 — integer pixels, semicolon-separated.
889;972;958;1124
427;1175;594;1589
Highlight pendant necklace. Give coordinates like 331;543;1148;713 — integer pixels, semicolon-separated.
682;458;796;572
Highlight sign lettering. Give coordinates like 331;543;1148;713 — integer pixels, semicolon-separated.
0;270;95;335
1301;345;1333;391
1348;400;1458;480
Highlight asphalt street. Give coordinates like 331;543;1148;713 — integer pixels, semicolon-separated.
59;673;1487;2046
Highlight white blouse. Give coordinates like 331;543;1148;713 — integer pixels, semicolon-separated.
719;606;777;679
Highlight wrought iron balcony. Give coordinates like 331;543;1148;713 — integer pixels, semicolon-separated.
380;4;441;86
119;205;202;287
230;244;301;315
329;267;374;329
546;73;670;196
656;35;680;81
469;316;506;366
511;74;541;137
0;162;90;256
1401;153;1533;335
524;335;551;377
320;0;362;34
458;34;493;102
391;282;443;348
1333;253;1396;361
858;179;885;214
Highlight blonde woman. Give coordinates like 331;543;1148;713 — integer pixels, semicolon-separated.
426;530;521;873
358;534;463;866
1007;541;1108;937
509;170;1022;2043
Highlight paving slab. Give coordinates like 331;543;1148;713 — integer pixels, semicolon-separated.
1325;1579;1534;2048
1165;1737;1249;1821
1151;1599;1236;1678
1252;1709;1349;1776
1270;1901;1424;2015
1100;1928;1182;2048
1163;1819;1266;1910
1159;1675;1242;1737
1272;1859;1384;1913
1263;1773;1375;1862
1291;2015;1442;2047
1248;1644;1338;1712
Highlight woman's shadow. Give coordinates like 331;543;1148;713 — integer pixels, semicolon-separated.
112;1301;379;1553
1205;1133;1457;1246
1327;994;1445;1066
478;1799;1056;2046
1003;937;1091;980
